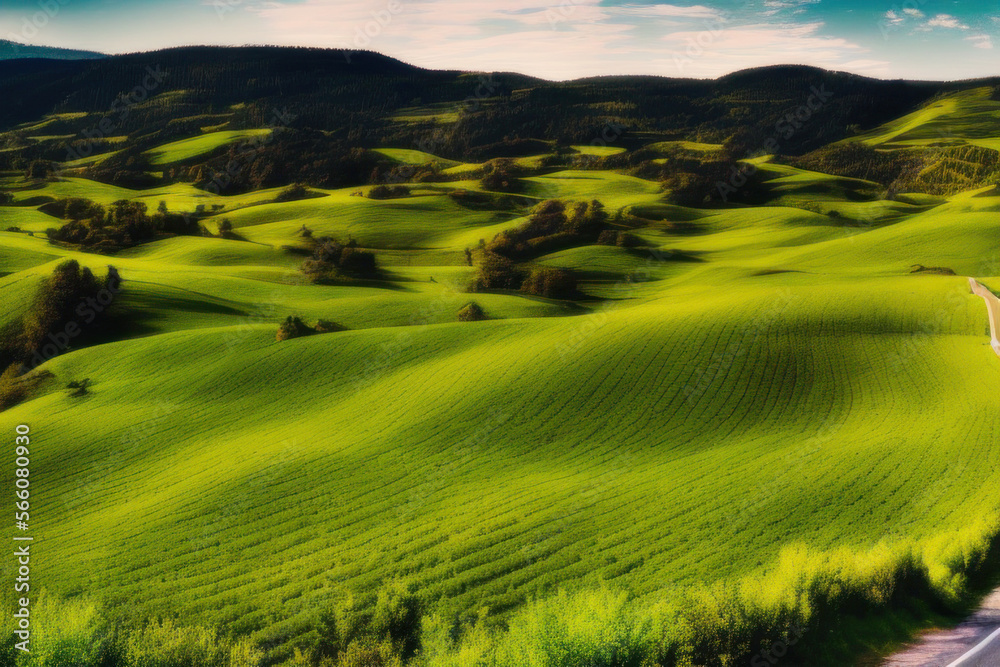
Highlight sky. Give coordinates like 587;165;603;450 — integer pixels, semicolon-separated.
0;0;997;80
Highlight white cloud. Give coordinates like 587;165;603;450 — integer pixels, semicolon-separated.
966;34;993;49
925;14;969;30
884;10;903;26
614;4;722;19
902;8;924;18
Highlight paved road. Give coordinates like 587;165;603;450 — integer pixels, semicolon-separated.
950;626;1000;667
883;588;1000;667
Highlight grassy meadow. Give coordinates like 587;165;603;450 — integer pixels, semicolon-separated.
2;80;1000;667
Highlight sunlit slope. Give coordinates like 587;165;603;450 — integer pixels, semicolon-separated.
5;245;1000;654
144;129;272;165
846;87;1000;149
2;168;1000;658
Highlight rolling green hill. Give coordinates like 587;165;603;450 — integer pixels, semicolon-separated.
1;53;1000;667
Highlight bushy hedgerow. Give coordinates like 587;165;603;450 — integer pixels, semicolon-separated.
7;521;1000;666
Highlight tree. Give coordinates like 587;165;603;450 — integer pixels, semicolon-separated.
480;158;522;193
520;267;577;299
275;316;315;341
469;252;525;292
26;160;51;179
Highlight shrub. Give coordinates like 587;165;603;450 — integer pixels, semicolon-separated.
301;238;379;282
492;589;657;667
457;303;488;322
339;248;378;277
480;158;523;193
337;639;403;667
276;316;316;341
617;232;643;248
368;185;410;200
469;252;525;292
520;268;577;299
0;191;14;205
275;183;311;202
17;593;106;667
371;583;423;659
27;160;52;179
124;618;262;667
315;320;348;333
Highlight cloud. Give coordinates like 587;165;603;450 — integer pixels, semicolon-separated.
883;10;903;26
966;33;993;49
613;4;722;19
902;8;924;18
925;14;969;30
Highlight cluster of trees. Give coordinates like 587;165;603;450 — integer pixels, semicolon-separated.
486;199;609;260
368;184;410;199
274;183;314;202
479;158;524;193
45;199;202;250
300;237;379;283
0;48;955;192
468;199;620;299
469;250;578;299
275;316;346;341
0;260;122;409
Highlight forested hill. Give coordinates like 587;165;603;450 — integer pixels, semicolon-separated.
0;39;104;61
0;46;997;186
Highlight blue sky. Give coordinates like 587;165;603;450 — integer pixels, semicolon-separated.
1;0;997;80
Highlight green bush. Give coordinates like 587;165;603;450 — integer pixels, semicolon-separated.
457;303;488;322
468;253;525;292
276;316;316;342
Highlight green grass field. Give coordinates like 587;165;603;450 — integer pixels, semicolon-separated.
3;116;1000;665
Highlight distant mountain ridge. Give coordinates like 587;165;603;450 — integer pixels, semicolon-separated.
0;39;105;61
0;45;996;169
